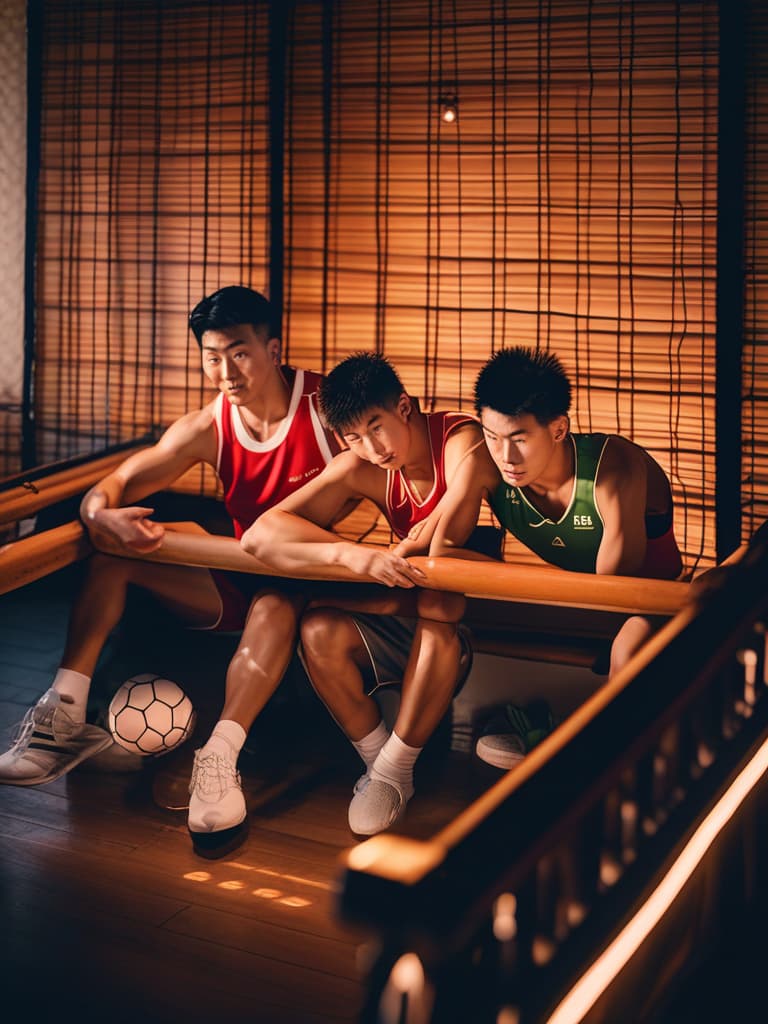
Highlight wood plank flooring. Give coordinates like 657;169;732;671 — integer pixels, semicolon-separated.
0;565;491;1023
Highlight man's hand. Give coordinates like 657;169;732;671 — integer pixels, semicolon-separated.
86;506;166;554
390;521;427;559
342;544;426;588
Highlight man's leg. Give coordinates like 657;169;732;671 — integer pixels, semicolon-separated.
609;615;658;675
0;553;223;786
301;600;464;836
188;589;304;838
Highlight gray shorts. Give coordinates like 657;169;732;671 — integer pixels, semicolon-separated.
352;613;418;694
351;613;473;697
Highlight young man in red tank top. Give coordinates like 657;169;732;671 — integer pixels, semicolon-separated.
0;286;339;854
243;352;483;836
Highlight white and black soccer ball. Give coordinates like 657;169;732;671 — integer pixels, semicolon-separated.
108;674;196;756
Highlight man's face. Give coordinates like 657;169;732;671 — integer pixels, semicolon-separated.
200;324;279;404
480;408;567;488
340;395;412;470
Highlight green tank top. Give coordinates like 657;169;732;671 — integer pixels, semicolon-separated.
489;433;609;573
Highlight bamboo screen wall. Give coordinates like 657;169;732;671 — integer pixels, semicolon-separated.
744;1;768;542
19;0;764;573
286;0;719;569
33;0;271;497
0;0;27;479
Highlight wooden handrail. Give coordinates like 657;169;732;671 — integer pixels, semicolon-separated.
127;526;691;615
0;443;150;525
0;518;691;613
335;520;768;1022
0;521;92;595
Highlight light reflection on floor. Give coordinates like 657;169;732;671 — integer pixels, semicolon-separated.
182;856;334;909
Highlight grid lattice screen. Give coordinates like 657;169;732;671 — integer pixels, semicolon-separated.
0;0;27;479
34;0;271;496
16;0;767;571
744;1;768;540
284;0;720;571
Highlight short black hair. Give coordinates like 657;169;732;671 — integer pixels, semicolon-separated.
474;346;572;423
319;352;405;433
188;285;278;347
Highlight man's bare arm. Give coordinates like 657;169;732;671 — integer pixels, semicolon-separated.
241;452;426;588
81;407;218;553
594;437;649;575
428;442;501;562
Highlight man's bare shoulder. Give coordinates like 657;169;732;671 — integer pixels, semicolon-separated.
445;418;484;450
331;449;388;497
597;435;649;492
154;400;219;459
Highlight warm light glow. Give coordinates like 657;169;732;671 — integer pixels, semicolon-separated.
226;860;332;890
742;648;758;685
183;871;212;882
438;94;458;123
497;1008;520;1024
218;880;245;891
493;892;517;941
391;952;425;993
379;952;434;1024
545;734;768;1024
253;887;281;899
279;896;312;908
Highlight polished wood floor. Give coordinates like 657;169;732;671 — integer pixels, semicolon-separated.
0;565;490;1024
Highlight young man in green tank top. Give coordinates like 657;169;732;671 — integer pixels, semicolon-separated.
430;346;683;769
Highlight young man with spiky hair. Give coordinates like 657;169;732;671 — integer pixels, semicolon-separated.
0;285;339;853
429;345;683;769
242;352;482;835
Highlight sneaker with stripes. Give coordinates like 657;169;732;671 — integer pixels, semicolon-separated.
0;690;113;786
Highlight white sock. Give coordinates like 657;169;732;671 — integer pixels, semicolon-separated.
51;668;91;723
352;720;390;772
201;720;247;764
370;731;421;800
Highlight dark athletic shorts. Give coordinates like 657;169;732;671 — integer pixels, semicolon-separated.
195;569;308;633
350;613;473;697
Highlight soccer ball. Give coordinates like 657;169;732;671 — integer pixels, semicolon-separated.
108;674;196;756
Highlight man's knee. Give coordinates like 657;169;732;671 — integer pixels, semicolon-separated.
300;608;357;662
84;551;133;585
245;589;301;637
610;615;655;674
416;588;466;623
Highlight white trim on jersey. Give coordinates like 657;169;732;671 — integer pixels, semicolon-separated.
229;368;306;453
214;392;225;475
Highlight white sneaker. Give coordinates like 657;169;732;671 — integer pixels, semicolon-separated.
187;749;247;834
348;773;411;836
0;690;113;786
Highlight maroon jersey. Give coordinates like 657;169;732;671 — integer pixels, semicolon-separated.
385;411;474;539
214;367;335;539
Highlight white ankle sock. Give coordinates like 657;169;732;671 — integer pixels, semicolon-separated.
51;668;91;723
202;720;247;763
370;731;421;799
352;720;390;772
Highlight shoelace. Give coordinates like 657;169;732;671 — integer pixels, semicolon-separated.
10;693;60;753
189;751;241;798
353;773;370;795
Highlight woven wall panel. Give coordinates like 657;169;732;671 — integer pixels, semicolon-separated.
284;0;719;569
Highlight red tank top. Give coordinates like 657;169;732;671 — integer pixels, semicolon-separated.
214;368;335;538
385;411;474;540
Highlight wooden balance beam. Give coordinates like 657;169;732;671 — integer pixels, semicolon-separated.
0;520;692;613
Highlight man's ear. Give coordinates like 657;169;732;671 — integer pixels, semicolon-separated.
552;415;570;442
267;337;281;365
397;393;412;420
